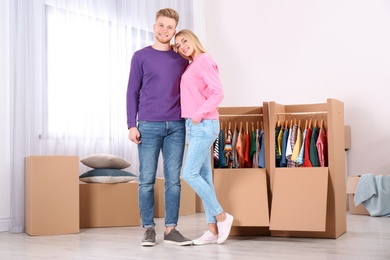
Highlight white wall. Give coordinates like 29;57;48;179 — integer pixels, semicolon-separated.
0;0;11;232
205;0;390;176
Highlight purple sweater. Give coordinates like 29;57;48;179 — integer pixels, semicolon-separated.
126;46;188;128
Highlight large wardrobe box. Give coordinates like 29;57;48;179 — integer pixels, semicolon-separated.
25;156;80;236
346;176;369;215
266;99;346;238
213;106;270;236
154;178;196;217
79;182;140;228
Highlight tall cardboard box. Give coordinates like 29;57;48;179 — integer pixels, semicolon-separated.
266;99;347;239
154;178;196;217
79;182;140;228
25;156;79;236
346;176;369;215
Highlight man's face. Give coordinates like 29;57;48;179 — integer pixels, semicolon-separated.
153;16;177;44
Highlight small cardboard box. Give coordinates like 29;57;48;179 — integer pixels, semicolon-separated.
346;176;369;215
154;178;196;217
79;182;140;228
25;156;80;236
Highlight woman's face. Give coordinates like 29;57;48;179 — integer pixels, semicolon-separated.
175;35;194;58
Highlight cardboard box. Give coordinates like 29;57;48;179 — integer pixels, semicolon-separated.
79;182;140;228
346;176;369;215
154;178;196;217
25;156;80;236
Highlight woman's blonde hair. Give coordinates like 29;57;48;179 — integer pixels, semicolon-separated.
175;29;206;61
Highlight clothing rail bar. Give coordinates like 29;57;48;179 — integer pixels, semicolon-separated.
276;111;327;116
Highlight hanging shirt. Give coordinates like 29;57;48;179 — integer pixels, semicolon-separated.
213;133;220;168
218;130;227;168
244;132;252;168
296;129;307;166
303;127;313;167
286;125;297;168
316;128;328;167
279;128;289;167
310;126;320;167
236;130;246;168
232;128;239;168
258;130;266;168
224;128;233;168
275;125;282;166
250;130;257;167
291;126;302;162
253;129;260;168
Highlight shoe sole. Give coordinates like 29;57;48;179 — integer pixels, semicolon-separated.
141;241;156;246
164;240;193;246
193;240;217;245
217;215;234;244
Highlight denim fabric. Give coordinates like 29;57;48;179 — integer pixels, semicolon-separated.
182;119;223;224
137;120;185;228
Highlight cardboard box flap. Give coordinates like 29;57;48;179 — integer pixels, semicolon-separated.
346;176;361;194
270;168;329;232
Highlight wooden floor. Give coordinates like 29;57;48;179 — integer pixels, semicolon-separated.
0;212;389;259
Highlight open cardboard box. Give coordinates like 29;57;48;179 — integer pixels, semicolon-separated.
346;176;370;215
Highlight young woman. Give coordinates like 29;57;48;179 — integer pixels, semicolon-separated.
175;29;234;245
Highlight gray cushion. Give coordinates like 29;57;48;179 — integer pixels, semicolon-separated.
80;154;130;169
79;168;137;183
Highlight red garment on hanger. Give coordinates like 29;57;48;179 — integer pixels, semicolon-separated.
303;127;313;167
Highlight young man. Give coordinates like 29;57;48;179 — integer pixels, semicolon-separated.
126;8;191;247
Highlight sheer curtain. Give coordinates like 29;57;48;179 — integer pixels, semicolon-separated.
9;0;198;233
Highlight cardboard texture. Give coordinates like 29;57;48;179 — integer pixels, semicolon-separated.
346;176;369;215
79;182;140;228
154;178;196;217
25;156;80;236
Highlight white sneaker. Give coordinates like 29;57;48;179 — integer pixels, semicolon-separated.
217;213;234;244
192;230;218;245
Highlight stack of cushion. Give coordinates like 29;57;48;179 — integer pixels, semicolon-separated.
79;154;137;183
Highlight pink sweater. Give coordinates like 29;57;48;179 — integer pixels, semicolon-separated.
180;53;224;123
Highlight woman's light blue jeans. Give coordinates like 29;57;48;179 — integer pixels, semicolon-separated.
137;120;185;228
182;119;224;224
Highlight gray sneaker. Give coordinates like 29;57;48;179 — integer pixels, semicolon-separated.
141;228;156;246
164;228;193;246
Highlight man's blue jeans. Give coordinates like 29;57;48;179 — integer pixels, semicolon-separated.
182;119;223;224
137;120;185;228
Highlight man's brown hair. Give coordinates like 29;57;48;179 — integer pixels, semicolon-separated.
156;8;179;27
